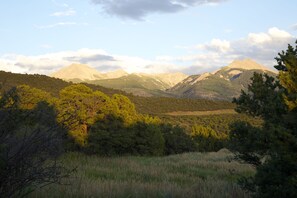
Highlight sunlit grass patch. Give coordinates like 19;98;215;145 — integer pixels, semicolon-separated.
30;150;254;198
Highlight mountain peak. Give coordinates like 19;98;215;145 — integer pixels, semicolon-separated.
226;59;271;71
51;63;104;81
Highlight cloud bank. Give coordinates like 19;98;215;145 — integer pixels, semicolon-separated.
157;27;296;73
0;27;295;75
91;0;227;20
0;49;177;75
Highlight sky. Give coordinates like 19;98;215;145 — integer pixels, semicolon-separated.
0;0;296;75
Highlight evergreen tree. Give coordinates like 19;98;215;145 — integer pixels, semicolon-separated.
229;41;297;197
57;84;113;146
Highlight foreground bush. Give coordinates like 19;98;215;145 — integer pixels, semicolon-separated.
0;88;70;197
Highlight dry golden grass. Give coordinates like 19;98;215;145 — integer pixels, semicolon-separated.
164;109;236;116
30;150;254;198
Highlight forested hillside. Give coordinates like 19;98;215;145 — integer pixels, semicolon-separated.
0;70;234;114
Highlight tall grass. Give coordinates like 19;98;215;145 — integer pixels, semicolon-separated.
30;150;253;198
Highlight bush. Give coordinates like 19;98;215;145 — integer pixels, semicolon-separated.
161;124;197;155
191;125;226;152
0;88;70;197
87;115;135;155
87;115;164;156
133;122;165;156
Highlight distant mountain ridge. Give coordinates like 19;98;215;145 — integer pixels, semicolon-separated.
51;64;129;81
50;59;276;100
50;64;188;97
168;59;277;100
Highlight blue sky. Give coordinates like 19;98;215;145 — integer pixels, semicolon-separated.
0;0;296;75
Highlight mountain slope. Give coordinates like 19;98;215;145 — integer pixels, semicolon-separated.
103;69;128;79
146;73;188;87
89;72;188;97
51;64;104;81
50;64;188;97
0;70;124;97
169;59;277;100
88;74;175;97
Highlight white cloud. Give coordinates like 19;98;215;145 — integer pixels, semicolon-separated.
0;27;295;76
247;32;271;44
156;27;296;72
0;49;180;75
197;39;231;53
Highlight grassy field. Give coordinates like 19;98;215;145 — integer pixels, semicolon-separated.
30;150;254;198
164;109;236;116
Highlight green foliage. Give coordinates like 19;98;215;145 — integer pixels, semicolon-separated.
133;122;165;156
229;42;297;197
0;85;54;109
86;115;135;155
0;71;123;97
191;125;227;152
0;88;69;197
160;113;262;152
87;116;164;156
57;84;114;146
111;94;139;125
233;73;287;122
0;72;250;156
131;97;235;114
275;41;297;111
160;114;262;138
229;122;267;167
160;124;196;155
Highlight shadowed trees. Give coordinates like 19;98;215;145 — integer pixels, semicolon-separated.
229;41;297;197
0;88;70;197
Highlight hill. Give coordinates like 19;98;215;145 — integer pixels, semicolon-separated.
168;59;277;100
0;70;234;114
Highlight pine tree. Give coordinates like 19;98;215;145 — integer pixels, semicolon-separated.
229;41;297;197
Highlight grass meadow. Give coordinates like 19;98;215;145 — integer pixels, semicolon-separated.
30;149;254;198
164;109;236;116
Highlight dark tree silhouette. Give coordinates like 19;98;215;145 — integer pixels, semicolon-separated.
0;87;71;197
229;42;297;198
